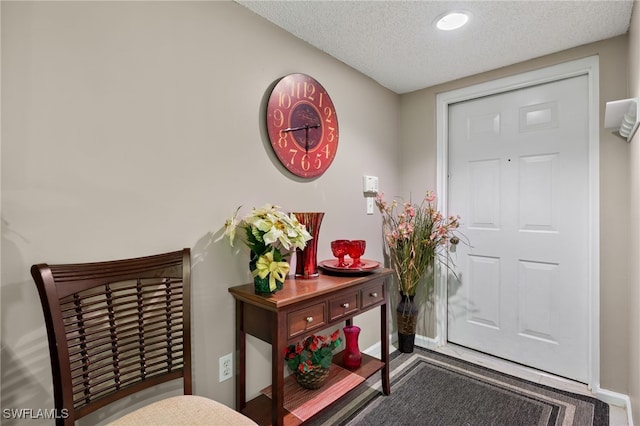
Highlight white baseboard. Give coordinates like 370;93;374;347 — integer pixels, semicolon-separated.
595;388;634;426
414;334;438;350
363;333;437;357
362;333;396;358
364;333;439;356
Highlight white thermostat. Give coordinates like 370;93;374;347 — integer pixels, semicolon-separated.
363;175;379;194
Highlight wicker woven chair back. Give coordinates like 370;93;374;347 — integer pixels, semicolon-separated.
31;249;192;425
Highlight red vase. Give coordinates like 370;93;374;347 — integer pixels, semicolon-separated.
342;325;362;370
293;212;324;278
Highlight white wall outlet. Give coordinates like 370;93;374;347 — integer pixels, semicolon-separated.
219;353;233;382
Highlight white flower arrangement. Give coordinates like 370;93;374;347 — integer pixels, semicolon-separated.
224;204;312;291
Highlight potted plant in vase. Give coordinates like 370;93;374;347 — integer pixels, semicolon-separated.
375;191;461;353
224;204;312;294
284;330;342;390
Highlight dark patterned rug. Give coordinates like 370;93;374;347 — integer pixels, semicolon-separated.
307;347;609;426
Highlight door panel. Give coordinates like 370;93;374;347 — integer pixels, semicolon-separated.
447;75;589;382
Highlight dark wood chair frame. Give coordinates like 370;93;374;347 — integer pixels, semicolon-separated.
31;249;193;426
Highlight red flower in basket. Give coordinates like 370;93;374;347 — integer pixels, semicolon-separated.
284;330;342;374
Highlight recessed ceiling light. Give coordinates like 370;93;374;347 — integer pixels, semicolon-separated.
435;11;470;31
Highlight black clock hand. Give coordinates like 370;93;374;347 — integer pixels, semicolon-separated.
304;126;309;155
282;124;320;155
282;124;320;133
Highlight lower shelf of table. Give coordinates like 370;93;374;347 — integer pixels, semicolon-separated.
241;352;385;426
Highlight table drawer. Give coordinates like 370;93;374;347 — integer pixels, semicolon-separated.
361;281;385;308
288;303;326;338
329;292;359;321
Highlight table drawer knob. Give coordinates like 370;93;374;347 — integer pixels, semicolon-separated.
370;292;378;298
342;303;350;308
306;316;313;323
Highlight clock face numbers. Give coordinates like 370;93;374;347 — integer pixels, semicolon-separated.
266;74;339;178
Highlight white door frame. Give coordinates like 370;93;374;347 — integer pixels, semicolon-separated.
435;56;600;391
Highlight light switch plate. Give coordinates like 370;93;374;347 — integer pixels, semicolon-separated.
367;197;375;215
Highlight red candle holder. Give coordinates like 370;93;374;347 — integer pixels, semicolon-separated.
347;240;366;268
331;239;350;267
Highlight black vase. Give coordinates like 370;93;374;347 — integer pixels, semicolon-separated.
396;293;419;353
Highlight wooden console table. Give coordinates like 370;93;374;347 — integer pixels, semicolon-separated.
229;268;393;426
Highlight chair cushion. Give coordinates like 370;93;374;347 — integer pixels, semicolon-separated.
108;395;257;426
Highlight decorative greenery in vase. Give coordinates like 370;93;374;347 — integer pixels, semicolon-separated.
375;191;461;297
285;331;342;373
224;204;312;292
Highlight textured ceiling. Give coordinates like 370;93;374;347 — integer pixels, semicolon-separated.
237;0;635;94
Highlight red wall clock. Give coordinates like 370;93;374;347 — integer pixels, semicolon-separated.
266;74;339;178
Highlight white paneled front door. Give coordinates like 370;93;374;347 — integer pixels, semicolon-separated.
446;74;590;383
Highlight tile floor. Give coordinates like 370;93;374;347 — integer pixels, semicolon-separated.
435;345;630;426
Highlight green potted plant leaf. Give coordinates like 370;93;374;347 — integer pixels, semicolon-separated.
284;331;342;390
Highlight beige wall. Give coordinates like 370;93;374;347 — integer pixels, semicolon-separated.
0;2;400;424
399;36;632;395
628;1;640;423
3;0;638;423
